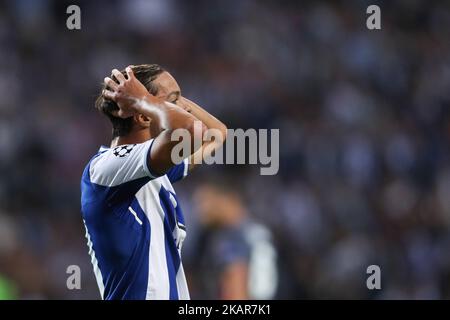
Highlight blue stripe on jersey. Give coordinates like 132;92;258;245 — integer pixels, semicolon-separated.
83;196;151;299
173;195;186;227
166;161;186;184
159;186;182;300
90;176;151;205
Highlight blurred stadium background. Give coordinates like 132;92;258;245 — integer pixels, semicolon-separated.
1;0;450;299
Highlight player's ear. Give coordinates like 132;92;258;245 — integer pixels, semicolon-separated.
134;114;151;128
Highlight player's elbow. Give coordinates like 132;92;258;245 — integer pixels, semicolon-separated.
218;122;228;143
211;121;228;146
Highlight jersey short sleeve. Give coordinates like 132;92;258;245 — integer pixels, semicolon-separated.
166;158;189;184
89;139;158;187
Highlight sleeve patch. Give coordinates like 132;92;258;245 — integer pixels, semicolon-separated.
113;144;136;158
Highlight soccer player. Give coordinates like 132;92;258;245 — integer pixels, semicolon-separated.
80;64;227;300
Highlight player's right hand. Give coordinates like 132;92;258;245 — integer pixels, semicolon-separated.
103;66;157;118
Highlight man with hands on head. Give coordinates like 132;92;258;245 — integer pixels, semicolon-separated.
80;64;227;300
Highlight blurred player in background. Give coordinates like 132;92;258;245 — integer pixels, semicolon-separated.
80;64;227;300
193;182;278;299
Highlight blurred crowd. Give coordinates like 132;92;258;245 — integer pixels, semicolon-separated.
1;0;450;299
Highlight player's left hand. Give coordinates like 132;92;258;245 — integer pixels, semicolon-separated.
103;67;158;118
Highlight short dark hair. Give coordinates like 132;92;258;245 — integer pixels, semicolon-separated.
95;64;165;138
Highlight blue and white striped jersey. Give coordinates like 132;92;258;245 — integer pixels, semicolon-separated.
80;139;190;300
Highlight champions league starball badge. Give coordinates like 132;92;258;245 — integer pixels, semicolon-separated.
113;144;136;158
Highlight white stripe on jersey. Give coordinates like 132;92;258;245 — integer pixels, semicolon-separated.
183;158;189;178
176;263;190;300
84;220;105;299
128;207;143;225
136;181;170;299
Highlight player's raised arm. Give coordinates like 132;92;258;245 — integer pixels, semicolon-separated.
103;66;206;176
177;97;227;171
